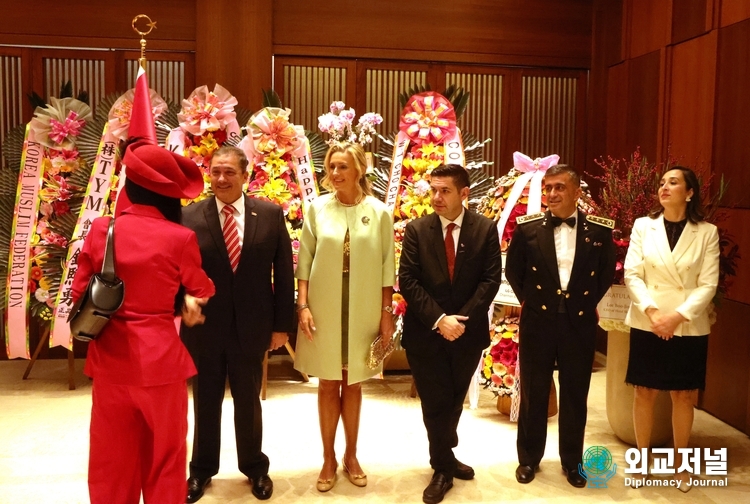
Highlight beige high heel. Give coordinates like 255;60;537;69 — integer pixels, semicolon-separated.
343;462;367;487
316;473;337;492
316;465;338;492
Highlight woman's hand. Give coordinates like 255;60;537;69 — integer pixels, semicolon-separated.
379;311;395;348
298;307;316;341
647;308;686;340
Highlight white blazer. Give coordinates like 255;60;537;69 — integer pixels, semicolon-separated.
624;215;719;336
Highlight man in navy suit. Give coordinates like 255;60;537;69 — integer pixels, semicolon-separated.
181;146;295;502
399;164;502;504
505;164;615;488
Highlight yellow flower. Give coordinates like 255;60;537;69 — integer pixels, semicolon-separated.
262;178;291;203
263;153;290;178
418;143;443;158
39;277;52;290
502;331;514;339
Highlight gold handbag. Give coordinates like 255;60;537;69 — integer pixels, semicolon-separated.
366;335;395;370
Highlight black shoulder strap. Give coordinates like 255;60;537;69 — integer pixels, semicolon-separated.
101;218;116;281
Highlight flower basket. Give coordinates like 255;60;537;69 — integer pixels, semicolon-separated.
496;379;557;418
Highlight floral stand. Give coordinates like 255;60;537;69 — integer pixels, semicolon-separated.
599;285;673;446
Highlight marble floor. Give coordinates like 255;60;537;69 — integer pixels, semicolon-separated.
1;356;748;504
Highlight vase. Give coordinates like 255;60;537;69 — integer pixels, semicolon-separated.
606;330;672;446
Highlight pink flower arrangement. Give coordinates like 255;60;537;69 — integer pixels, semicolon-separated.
178;84;238;136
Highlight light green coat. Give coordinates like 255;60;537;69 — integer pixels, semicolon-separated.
294;194;395;384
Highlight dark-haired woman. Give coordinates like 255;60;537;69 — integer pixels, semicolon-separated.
623;166;719;492
72;140;215;504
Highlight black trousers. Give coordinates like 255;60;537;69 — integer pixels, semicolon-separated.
516;313;596;470
407;340;483;477
188;323;268;480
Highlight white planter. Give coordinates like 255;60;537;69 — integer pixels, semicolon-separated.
606;329;673;446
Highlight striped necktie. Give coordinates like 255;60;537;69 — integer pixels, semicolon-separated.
222;205;241;273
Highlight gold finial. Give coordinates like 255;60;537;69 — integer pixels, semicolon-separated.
132;15;157;70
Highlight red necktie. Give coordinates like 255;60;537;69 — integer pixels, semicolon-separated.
445;222;456;281
222;205;241;273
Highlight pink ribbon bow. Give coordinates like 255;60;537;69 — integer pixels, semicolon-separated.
496;151;560;244
48;112;84;145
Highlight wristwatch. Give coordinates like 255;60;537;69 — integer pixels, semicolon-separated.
383;305;394;314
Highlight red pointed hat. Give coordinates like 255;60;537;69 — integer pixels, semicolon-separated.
123;140;204;199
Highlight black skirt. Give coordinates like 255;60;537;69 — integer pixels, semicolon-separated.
625;328;709;391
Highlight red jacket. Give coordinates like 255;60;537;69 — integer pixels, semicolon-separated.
72;205;215;386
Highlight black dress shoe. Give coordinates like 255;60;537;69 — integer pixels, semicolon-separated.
423;472;453;504
515;465;538;484
250;474;273;500
186;476;211;503
454;460;475;480
562;466;587;488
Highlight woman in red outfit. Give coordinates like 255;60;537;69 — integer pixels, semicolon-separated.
72;140;215;504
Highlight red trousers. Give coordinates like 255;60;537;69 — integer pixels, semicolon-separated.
88;380;188;504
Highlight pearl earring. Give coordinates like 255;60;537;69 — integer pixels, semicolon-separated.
686;197;691;202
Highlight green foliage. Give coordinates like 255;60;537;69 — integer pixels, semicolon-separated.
261;89;283;109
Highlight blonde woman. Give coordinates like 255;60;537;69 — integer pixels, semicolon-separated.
295;142;396;491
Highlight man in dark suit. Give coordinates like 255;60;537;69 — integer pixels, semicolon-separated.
181;146;295;502
399;164;502;504
505;164;615;488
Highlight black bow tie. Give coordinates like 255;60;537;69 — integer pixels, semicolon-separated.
551;216;576;228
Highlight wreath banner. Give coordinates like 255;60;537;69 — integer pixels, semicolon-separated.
49;124;120;349
443;129;465;167
291;136;319;209
385;131;410;216
5;126;44;359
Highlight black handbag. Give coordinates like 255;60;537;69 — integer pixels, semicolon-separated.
68;218;125;342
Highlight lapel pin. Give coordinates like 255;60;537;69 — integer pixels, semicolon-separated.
594;241;602;246
585;237;590;243
361;216;370;225
251;211;257;216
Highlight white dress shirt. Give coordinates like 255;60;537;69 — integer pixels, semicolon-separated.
553;211;577;291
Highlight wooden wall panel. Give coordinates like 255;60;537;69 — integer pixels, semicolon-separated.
626;0;671;58
445;68;505;177
671;0;708;43
666;31;717;169
520;74;580;166
272;0;593;68
0;50;25;147
701;299;750;433
720;0;750;27
605;62;629;160
196;0;272;109
626;50;661;161
587;0;623;180
0;0;196;51
718;208;750;305
713;18;750;208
